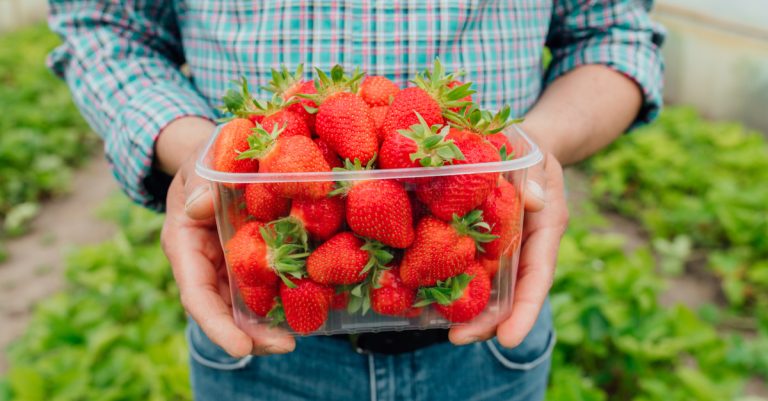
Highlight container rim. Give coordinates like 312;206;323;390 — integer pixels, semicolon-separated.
195;124;543;183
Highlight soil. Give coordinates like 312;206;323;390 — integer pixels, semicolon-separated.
0;154;118;373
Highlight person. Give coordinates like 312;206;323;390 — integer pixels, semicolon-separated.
48;1;664;400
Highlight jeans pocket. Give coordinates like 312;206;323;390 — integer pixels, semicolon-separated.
186;320;253;371
484;330;556;371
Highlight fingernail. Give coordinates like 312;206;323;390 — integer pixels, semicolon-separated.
526;180;545;202
456;336;479;345
263;345;292;355
185;185;209;211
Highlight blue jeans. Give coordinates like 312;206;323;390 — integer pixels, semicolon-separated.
188;301;554;401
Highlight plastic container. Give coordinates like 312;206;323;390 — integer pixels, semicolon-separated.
196;125;542;338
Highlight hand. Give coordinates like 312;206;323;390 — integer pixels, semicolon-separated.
160;123;295;358
448;153;569;347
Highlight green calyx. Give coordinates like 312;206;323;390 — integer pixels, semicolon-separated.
262;63;305;96
411;58;475;110
260;217;311;288
220;76;260;120
397;112;465;167
329;156;377;196
444;104;523;137
298;65;366;110
498;144;515;161
413;273;473;307
451;210;499;253
345;239;394;316
236;122;284;160
267;298;286;326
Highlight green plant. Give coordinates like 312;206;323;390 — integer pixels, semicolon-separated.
2;196;189;401
586;107;768;314
0;24;96;240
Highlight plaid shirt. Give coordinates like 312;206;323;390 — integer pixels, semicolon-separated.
48;0;665;209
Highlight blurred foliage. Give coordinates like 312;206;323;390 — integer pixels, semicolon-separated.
585;107;768;316
0;24;96;245
1;196;189;401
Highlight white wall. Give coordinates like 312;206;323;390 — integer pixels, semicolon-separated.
653;0;768;132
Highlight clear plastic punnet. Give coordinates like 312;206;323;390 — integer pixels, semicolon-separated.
196;125;543;338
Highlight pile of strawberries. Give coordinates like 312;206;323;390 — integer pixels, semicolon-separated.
212;61;523;334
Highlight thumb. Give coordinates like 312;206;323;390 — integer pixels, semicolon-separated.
524;153;547;212
183;163;215;220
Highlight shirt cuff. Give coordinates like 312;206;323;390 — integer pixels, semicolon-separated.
109;81;216;211
544;31;665;130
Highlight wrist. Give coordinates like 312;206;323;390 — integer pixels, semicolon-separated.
155;116;217;175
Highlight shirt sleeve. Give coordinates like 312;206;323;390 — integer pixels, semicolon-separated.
545;0;666;127
47;0;216;210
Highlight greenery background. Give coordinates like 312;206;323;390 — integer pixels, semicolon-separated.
0;24;766;401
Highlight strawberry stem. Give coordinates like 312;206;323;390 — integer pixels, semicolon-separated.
236;122;284;160
444;104;524;136
345;239;394;315
220;76;260;120
451;210;499;252
298;65;366;107
397;112;465;167
413;273;473;307
262;64;305;96
411;58;475;111
267;298;286;326
329;156;377;196
259;217;311;287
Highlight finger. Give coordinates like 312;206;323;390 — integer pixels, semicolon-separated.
448;314;498;345
181;155;215;220
524;153;547;212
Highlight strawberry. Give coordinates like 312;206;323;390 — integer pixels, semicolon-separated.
379;113;464;171
304;66;378;165
478;256;500;279
225;220;309;288
211;118;259;173
432;262;491;323
444;104;522;160
415;128;500;221
262;64;317;131
238;283;278;317
478;177;523;259
259;105;311;138
379;59;474;141
243;183;290;222
359;75;400;107
370;105;389;142
275;278;334;334
333;159;415;248
370;267;417;317
226;192;251;229
307;232;393;285
313;137;343;168
238;123;332;199
331;291;350;310
288;195;345;242
400;212;497;287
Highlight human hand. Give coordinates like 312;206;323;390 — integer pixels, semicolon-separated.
160;121;295;358
448;152;568;347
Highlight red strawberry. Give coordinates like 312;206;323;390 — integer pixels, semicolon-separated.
370;105;389;142
239;123;332;199
212;118;259;173
313;137;343;168
415;129;500;221
243;183;290;222
307;232;392;285
478;177;523;259
370;267;417;317
225;220;309;288
433;262;491;323
379;113;464;171
289;196;345;242
306;66;378;165
239;283;278;317
359;76;400;107
400;212;497;287
334;161;415;248
263;64;317;131
478;256;500;279
331;291;350;310
380;60;474;141
278;278;334;334
260;107;311;138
